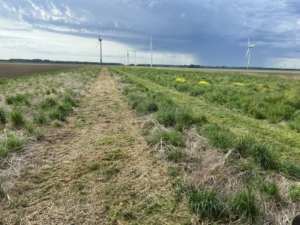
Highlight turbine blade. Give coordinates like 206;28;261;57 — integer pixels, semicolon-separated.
96;41;99;48
248;38;250;46
246;48;249;57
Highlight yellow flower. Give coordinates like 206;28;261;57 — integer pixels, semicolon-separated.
199;80;209;85
234;82;245;86
285;93;294;99
175;78;186;83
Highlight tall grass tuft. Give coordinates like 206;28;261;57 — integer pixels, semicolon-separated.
5;93;30;106
40;97;58;109
289;184;300;202
189;187;225;220
5;133;23;151
229;188;259;222
203;123;235;149
9;109;25;126
147;130;185;147
261;180;280;200
34;111;47;125
0;108;7;124
155;106;207;131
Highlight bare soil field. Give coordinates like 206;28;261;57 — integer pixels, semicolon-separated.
0;62;90;78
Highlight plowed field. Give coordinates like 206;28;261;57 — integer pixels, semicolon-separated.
0;62;89;78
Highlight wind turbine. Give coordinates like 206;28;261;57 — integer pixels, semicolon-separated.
246;38;255;70
149;35;153;67
127;49;129;66
134;50;136;66
96;31;103;65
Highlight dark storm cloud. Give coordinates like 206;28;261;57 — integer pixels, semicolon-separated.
1;0;300;66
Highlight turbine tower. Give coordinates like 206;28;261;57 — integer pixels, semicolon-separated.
96;32;103;65
134;50;136;66
246;38;255;70
149;35;153;67
127;49;129;66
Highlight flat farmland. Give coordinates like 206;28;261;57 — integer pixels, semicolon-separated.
172;67;300;78
0;62;91;78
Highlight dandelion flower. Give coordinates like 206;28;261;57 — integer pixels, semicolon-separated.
176;78;186;83
234;82;245;86
199;80;209;85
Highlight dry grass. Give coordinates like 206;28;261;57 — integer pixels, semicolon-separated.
0;68;195;224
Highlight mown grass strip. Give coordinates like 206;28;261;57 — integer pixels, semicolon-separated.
112;68;300;164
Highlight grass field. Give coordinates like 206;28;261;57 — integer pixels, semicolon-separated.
110;66;300;224
1;66;300;224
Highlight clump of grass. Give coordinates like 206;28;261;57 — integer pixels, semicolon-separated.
25;123;34;134
0;108;6;124
5;93;30;106
251;143;278;170
236;161;257;182
281;161;300;179
261;180;280;199
0;146;8;158
34;111;47;125
40;97;58;109
147;130;185;147
289;184;300;202
52;120;62;127
49;104;72;122
9;109;25;126
33;130;45;141
5;133;23;151
189;187;225;220
156;106;206;131
63;94;77;107
165;148;183;162
167;165;181;177
229;188;260;222
203;123;235;150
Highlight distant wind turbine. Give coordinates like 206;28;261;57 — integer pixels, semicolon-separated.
149;35;153;67
96;31;103;65
127;49;129;65
246;38;255;70
134;50;136;66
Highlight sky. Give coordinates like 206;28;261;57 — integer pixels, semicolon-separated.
1;0;300;68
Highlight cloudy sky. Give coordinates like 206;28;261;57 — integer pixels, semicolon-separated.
1;0;300;67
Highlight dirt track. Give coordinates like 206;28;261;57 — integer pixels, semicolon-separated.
0;62;90;78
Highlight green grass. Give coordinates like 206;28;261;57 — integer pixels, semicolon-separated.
9;109;25;126
112;66;300;225
0;108;6;124
5;93;30;106
0;66;101;161
147;130;185;147
165;148;183;162
229;188;260;222
6;133;23;151
34;111;47;125
289;184;300;202
167;165;181;177
189;187;225;220
261;180;280;199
